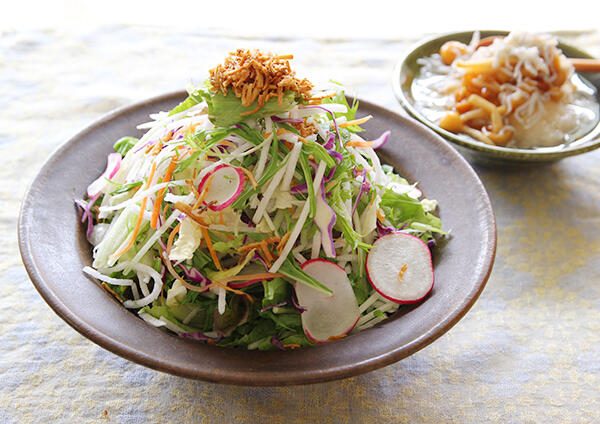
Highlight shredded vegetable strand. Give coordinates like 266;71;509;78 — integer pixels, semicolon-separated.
112;162;157;258
201;227;223;271
151;159;177;229
270;160;327;273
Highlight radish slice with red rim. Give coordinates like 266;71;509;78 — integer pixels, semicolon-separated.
198;164;245;211
366;232;434;304
295;259;359;343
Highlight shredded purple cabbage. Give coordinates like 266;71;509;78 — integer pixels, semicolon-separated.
291;290;307;313
290;183;308;194
300;105;342;149
177;264;209;285
156;233;167;252
371;130;391;149
315;180;337;257
271;115;303;124
323;132;335;149
154;255;167;279
351;169;371;217
134;139;155;154
260;301;288;313
377;221;407;236
252;251;269;270
75;192;102;238
270;333;286;351
240;212;252;225
328;149;343;165
180;332;223;342
322;150;343;184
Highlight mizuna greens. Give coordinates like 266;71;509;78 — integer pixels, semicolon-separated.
77;50;445;350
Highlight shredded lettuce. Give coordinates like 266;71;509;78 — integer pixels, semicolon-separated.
169;218;203;262
379;188;443;231
168;88;210;116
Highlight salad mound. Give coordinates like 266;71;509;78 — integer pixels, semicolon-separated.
77;50;445;350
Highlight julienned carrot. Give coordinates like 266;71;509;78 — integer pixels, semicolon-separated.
213;272;284;285
376;208;386;224
283;343;301;349
150;160;177;229
277;232;291;255
344;140;374;148
186;179;201;199
237;236;281;252
327;334;347;341
173;202;208;227
259;243;273;267
218;140;237;148
193;174;214;209
210;280;254;302
102;282;124;302
112;162;157;258
164;227;250;300
338;115;372;128
308;92;336;101
201;227;223;271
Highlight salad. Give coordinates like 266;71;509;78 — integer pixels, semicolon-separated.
77;49;445;350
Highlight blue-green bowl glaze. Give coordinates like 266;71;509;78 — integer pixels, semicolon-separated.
392;30;600;166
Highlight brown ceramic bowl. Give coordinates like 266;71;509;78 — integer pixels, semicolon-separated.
18;91;496;386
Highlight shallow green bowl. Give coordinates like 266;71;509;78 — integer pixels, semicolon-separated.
392;30;600;166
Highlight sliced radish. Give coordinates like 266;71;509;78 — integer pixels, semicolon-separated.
296;259;359;343
197;164;245;211
370;130;390;149
87;152;122;197
366;232;434;303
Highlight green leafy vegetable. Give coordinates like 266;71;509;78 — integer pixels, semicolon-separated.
299;152;316;218
278;257;333;295
231;133;284;209
379;188;443;231
206;90;300;127
109;181;143;195
262;278;290;309
323;91;362;132
168;88;210;116
113;136;138;156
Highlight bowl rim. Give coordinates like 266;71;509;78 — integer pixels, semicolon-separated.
18;90;497;385
392;29;600;161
